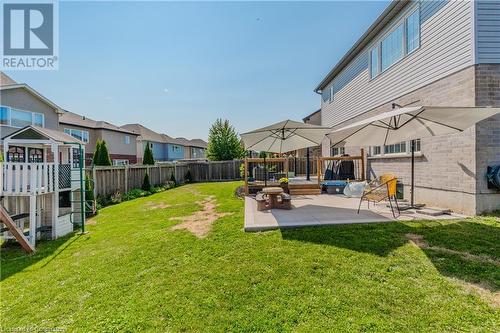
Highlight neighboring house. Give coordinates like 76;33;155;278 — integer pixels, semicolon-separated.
59;111;139;166
1;72;62;141
297;109;322;158
121;124;186;163
315;0;500;215
176;137;208;160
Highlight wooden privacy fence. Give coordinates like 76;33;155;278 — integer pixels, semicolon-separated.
89;160;243;197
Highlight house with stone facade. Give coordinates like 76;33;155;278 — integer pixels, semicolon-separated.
315;0;500;215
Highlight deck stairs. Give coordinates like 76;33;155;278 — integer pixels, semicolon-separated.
289;183;321;195
0;203;35;253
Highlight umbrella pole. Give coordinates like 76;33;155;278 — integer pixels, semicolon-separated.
400;139;425;211
411;139;415;207
306;147;310;181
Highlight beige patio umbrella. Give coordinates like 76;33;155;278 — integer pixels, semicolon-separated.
329;105;500;209
241;119;330;184
240;119;330;154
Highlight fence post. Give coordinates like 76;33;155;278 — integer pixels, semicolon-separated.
92;166;97;198
244;158;248;195
125;164;128;192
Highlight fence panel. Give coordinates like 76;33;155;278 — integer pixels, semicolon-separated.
89;160;243;197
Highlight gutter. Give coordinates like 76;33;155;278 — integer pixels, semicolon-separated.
314;0;409;93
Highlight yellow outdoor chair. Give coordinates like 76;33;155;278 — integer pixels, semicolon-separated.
357;173;400;218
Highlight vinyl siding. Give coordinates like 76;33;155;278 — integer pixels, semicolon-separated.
1;88;59;137
476;0;500;63
321;0;474;127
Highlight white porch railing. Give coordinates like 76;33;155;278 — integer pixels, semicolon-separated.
0;162;56;195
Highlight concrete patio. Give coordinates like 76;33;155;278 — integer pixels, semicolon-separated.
244;194;465;232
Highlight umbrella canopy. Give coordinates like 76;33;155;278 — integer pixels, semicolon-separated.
329;106;500;147
241;119;330;153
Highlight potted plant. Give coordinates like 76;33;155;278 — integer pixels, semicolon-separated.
279;177;289;194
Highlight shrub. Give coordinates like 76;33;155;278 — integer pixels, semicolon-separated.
122;189;149;201
239;164;245;178
110;191;123;204
143;143;155;165
93;140;112;166
170;172;176;185
142;172;151;191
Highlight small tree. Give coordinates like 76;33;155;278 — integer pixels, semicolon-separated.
143;142;155;165
93;140;112;166
142;172;151;191
184;169;192;183
206;119;244;161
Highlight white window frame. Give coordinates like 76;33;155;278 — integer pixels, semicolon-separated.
113;159;129;166
64;128;90;143
331;147;345;156
368;7;421;79
0;105;45;128
371;139;421;157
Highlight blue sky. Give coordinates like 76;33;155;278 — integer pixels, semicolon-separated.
6;1;389;140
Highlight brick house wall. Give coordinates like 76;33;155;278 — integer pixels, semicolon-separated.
328;64;499;215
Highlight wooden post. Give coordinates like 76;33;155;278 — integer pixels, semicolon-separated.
284;158;289;177
317;157;321;187
244;158;248;195
92;166;97;199
124;165;129;192
360;148;365;181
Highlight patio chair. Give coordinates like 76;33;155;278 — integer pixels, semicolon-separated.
357;173;400;218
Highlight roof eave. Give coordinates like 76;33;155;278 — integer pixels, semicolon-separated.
314;0;409;92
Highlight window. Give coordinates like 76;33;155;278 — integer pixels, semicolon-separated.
33;113;44;127
321;87;331;103
406;10;420;54
72;148;81;168
113;159;129;166
371;139;421;157
28;148;44;163
412;139;421;152
369;8;421;78
7;146;25;162
0;106;45;128
0;106;9;125
331;147;345;156
64;128;89;143
384;141;406;154
11;109;33;127
381;24;404;71
124;135;130;144
370;47;379;78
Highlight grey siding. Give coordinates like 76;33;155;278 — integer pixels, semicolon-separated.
420;0;448;23
321;0;474;127
476;0;500;63
1;87;59;138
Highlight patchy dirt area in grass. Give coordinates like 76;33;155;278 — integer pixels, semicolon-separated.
169;196;232;238
145;202;172;210
406;233;500;308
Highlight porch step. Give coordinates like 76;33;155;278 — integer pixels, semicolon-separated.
289;188;321;195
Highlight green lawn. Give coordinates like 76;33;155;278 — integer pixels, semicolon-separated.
1;182;499;332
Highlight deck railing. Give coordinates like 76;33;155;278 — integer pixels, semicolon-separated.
0;162;58;195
